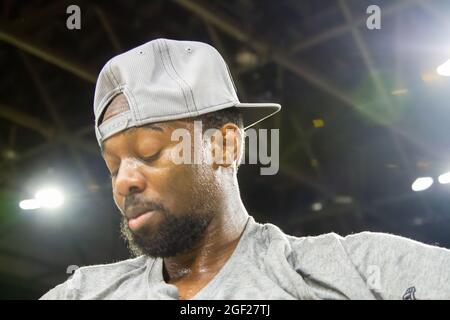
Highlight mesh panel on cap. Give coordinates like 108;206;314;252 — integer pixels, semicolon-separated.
99;94;130;125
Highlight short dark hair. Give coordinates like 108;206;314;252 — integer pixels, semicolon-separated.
197;107;243;130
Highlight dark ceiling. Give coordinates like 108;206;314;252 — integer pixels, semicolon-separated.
1;0;450;299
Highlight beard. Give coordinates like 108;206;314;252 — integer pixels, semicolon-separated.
120;205;214;258
119;162;218;258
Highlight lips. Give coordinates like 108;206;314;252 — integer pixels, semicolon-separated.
125;205;157;221
127;211;156;230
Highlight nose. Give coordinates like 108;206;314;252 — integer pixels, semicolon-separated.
114;159;147;197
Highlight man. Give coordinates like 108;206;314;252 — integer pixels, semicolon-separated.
41;39;450;300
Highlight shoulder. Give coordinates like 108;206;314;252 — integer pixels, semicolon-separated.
73;254;150;277
40;255;151;300
252;220;428;267
339;231;450;264
269;226;448;255
255;219;344;252
284;229;450;274
340;230;450;254
249;217;347;264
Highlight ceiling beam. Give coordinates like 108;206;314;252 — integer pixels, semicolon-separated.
0;103;55;139
0;23;96;83
290;0;416;54
93;5;123;53
19;52;98;186
174;0;356;108
11;0;74;31
0;103;99;158
232;1;419;76
338;0;391;106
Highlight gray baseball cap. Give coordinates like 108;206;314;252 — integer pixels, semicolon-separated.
93;38;281;147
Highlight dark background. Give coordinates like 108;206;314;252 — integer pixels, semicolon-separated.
1;0;450;299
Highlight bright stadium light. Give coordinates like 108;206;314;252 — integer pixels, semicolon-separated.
19;199;41;210
411;177;434;192
311;202;323;212
438;172;450;185
437;59;450;77
35;187;64;209
19;186;65;211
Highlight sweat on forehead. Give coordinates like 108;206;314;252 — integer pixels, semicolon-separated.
99;94;130;125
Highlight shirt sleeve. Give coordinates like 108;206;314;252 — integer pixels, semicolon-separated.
340;231;450;299
39;282;70;300
39;271;81;300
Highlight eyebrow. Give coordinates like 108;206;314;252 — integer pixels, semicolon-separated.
141;123;164;132
123;123;164;136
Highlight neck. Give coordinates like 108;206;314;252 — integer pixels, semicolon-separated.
162;184;249;283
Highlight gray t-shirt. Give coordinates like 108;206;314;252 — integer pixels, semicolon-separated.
40;215;450;300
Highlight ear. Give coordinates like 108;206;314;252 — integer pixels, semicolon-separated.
210;123;242;170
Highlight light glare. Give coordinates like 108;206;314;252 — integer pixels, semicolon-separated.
311;202;323;212
411;177;433;192
438;172;450;184
19;199;41;210
34;187;64;208
437;59;450;77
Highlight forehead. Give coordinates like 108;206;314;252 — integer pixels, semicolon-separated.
100;118;194;157
99;93;200;155
100;124;164;157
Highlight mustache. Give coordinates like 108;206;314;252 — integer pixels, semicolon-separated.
123;196;166;218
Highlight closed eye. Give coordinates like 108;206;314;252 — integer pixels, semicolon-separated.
108;151;161;179
141;150;161;163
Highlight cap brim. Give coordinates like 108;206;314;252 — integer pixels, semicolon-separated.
234;102;281;130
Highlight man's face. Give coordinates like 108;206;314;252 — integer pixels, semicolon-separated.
102;120;217;258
